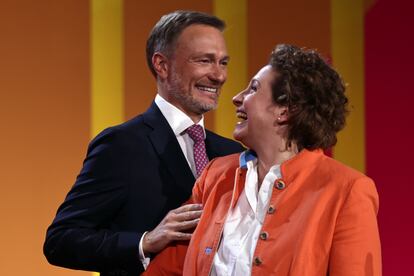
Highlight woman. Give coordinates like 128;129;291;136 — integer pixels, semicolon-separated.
144;44;381;275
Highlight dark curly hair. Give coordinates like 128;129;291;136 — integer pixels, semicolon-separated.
269;44;348;150
146;10;225;77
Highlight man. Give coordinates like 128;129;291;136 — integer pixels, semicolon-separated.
43;10;243;276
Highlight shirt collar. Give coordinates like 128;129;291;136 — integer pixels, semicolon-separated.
239;150;282;179
239;150;257;169
155;94;205;137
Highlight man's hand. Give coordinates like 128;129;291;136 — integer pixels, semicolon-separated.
142;203;203;255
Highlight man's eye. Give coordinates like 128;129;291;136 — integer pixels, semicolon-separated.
221;60;228;66
250;85;257;92
199;59;210;63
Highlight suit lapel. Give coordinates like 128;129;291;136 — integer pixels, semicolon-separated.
143;102;195;195
205;131;221;160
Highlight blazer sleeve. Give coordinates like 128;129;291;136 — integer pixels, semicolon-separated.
142;159;215;276
329;177;382;276
43;128;144;274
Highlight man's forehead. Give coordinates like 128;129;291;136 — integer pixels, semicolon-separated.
173;26;227;57
177;24;224;42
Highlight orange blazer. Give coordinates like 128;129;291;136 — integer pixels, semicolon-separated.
144;149;381;275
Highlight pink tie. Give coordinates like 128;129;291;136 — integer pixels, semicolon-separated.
186;124;209;177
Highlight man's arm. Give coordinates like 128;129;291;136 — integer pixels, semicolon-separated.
43;129;144;273
44;128;203;274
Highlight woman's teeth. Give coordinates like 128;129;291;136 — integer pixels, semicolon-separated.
236;112;248;121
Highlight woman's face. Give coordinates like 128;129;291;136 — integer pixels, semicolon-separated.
232;65;282;148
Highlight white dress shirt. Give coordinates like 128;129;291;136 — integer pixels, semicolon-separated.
211;157;282;276
139;94;206;269
155;93;206;177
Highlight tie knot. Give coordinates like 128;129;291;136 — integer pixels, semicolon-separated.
186;124;205;142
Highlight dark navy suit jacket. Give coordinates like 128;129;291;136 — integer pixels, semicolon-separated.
43;102;244;276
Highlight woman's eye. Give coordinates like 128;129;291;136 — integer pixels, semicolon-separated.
250;85;257;93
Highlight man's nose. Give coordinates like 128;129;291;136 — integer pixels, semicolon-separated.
209;64;227;84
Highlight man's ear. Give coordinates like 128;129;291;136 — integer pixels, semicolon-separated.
152;52;169;79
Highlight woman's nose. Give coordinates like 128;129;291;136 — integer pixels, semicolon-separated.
232;90;244;107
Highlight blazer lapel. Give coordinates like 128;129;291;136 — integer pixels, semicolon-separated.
143;102;195;195
205;131;223;160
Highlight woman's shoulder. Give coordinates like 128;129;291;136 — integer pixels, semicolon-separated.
209;152;241;169
319;154;370;182
315;154;378;200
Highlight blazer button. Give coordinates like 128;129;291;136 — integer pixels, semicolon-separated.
259;231;269;240
253;256;263;266
267;205;276;214
274;179;286;190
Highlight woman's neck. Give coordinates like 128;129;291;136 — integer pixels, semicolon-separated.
255;143;298;186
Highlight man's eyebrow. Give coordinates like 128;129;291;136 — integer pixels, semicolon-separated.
222;55;230;62
192;53;230;61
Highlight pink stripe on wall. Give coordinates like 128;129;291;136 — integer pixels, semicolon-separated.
365;0;414;274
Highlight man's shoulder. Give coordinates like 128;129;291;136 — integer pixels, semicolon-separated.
205;129;245;157
104;102;164;133
93;115;144;138
87;112;155;150
94;104;164;139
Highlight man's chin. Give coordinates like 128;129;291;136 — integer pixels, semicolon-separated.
194;102;217;114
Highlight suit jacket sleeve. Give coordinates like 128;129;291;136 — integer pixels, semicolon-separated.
329;177;382;275
44;128;144;274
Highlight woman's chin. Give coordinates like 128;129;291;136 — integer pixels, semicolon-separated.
233;125;247;144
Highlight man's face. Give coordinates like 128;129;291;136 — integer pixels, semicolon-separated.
162;24;228;119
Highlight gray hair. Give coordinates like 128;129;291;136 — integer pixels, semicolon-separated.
146;10;225;77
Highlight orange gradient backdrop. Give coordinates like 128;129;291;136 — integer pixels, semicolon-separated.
1;0;413;275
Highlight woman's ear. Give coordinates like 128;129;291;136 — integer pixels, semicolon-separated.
152;52;169;79
276;106;289;124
